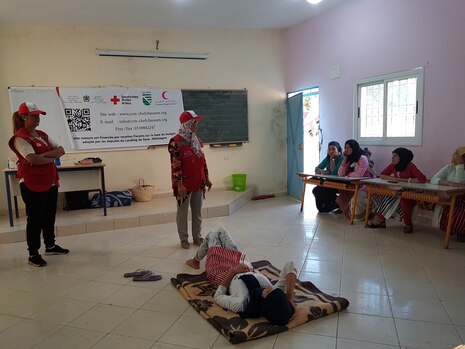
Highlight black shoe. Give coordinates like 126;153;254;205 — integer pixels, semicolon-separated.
403;225;413;234
45;245;70;255
333;208;343;214
28;254;47;267
367;219;386;229
319;202;339;213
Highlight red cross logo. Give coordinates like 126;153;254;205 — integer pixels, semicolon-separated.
110;96;120;105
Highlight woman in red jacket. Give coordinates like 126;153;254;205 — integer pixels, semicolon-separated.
168;111;212;249
367;148;427;233
8;102;69;267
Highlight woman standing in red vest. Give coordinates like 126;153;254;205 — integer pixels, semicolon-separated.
168;111;212;249
8;102;69;267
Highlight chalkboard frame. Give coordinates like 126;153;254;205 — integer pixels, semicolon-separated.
181;89;248;144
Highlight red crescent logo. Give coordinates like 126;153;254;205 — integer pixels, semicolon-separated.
162;91;168;100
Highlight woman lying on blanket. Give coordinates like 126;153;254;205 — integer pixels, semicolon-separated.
367;148;427;233
430;146;465;242
186;228;297;326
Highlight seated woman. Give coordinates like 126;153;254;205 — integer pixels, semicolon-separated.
430;147;465;242
312;141;343;212
367;148;427;233
362;147;377;177
186;228;297;325
336;139;371;219
352;147;378;221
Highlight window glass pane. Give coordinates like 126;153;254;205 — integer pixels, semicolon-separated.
386;77;416;137
360;83;383;137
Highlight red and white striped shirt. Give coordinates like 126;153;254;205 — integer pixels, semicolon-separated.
205;246;249;287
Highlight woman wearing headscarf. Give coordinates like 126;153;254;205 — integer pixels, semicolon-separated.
353;147;378;220
336;139;371;219
312;141;343;212
368;148;427;233
168;111;212;249
430;147;465;242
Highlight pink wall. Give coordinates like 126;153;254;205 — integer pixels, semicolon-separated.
285;0;465;177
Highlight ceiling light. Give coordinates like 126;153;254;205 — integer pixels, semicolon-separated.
307;0;323;4
96;49;208;60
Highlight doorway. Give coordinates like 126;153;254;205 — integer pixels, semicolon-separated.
287;87;320;202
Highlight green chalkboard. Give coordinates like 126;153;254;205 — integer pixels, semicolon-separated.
181;90;248;144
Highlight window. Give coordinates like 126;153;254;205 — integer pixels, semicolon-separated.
354;67;424;146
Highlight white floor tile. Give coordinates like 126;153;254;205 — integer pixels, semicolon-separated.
92;334;155;349
101;285;159;308
69;303;134;332
0;318;62;349
385;278;438;300
111;309;179;340
141;289;190;315
395;318;462;349
337;338;400;349
158;314;220;348
0;194;463;348
30;298;96;325
274;331;336;349
338;313;399;346
390;297;451;324
344;292;392;317
32;326;105;349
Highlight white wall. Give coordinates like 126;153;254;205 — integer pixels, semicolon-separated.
0;25;287;213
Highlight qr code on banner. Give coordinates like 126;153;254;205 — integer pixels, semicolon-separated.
65;108;91;132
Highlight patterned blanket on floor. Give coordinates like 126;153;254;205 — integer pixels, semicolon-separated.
171;260;349;344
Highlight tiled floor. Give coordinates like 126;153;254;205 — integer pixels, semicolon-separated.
0;195;465;348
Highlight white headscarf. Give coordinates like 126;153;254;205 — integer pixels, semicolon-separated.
178;119;203;157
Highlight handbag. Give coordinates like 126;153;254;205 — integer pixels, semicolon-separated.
89;190;132;208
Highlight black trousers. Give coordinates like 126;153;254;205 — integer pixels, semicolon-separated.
20;183;58;256
312;186;339;212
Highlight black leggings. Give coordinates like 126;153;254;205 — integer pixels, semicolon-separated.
20;183;58;255
312;186;339;212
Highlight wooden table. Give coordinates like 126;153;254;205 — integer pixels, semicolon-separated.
360;178;465;248
297;173;368;225
3;163;107;227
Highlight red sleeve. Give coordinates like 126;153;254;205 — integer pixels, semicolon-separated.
381;163;395;176
168;138;183;187
408;163;427;183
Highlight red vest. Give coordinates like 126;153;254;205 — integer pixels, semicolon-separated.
171;134;206;191
8;128;59;192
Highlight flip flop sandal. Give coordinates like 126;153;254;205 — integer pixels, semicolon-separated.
123;269;150;278
132;272;162;282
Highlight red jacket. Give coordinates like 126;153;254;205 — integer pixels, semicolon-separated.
8;128;59;192
381;162;427;182
170;134;207;191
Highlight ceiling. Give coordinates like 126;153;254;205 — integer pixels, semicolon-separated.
0;0;349;29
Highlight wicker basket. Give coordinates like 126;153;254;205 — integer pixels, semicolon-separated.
130;178;155;202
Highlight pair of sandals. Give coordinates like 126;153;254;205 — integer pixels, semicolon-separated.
123;269;162;281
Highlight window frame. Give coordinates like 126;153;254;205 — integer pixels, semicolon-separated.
353;67;424;146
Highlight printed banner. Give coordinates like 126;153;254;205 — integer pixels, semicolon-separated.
59;87;183;150
9;87;184;151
